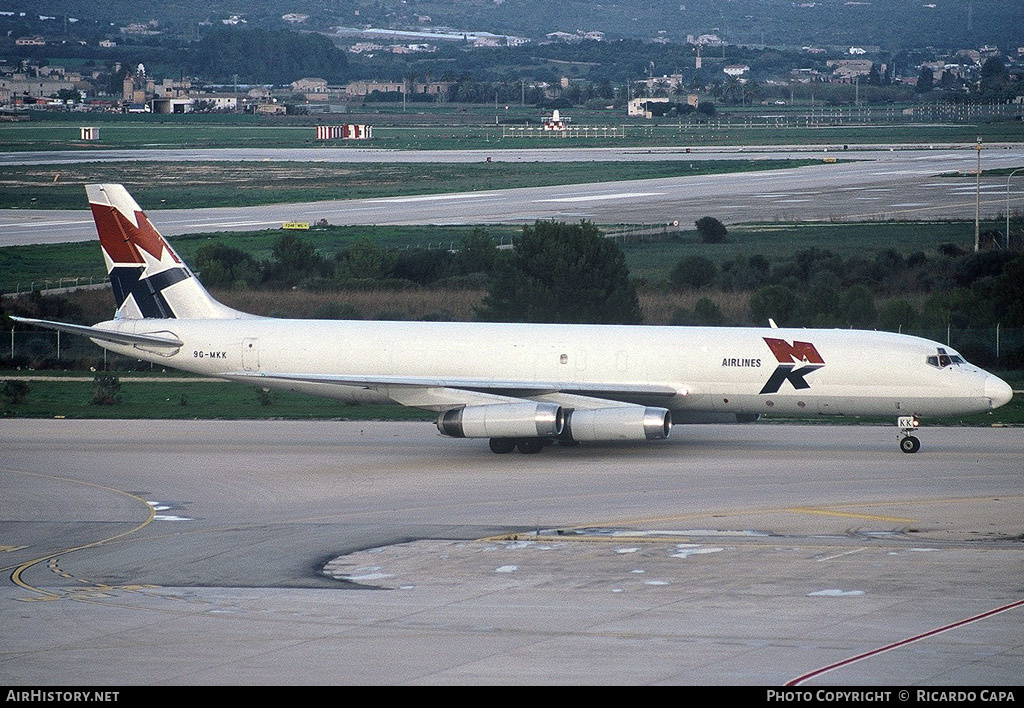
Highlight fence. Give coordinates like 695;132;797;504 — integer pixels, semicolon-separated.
501;125;626;139
4;328;144;370
910;325;1024;369
664;101;1021;132
2;277;105;296
5;324;1022;370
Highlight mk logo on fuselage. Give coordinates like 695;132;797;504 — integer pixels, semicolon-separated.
759;337;825;394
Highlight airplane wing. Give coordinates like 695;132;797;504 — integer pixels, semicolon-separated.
221;370;682;411
9;316;184;348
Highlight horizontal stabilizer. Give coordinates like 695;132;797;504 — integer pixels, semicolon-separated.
10;316;184;348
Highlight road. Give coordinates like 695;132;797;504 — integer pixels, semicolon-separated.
2;420;1022;685
2;144;1023;246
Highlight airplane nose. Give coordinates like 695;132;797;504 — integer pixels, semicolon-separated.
984;375;1013;409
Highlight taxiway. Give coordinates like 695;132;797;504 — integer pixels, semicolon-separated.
2;419;1022;685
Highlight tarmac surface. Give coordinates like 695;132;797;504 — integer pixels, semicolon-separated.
2;419;1022;685
2;144;1023;246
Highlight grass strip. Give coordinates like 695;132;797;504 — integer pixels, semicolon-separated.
0;158;829;210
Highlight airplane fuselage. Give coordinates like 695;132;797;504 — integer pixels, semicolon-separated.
92;318;1003;419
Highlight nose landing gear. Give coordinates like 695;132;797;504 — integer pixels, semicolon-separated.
898;415;921;453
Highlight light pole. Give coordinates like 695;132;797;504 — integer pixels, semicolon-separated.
974;134;982;252
1007;168;1024;251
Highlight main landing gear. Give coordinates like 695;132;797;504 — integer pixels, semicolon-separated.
489;438;549;454
898;415;921;454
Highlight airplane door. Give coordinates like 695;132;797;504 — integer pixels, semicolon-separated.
574;348;587;381
242;337;260;371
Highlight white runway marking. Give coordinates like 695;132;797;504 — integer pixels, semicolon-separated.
3;219;94;228
533;192;666;203
181;221;281;229
367;193;499;203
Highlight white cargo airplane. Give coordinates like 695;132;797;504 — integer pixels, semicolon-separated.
12;184;1013;454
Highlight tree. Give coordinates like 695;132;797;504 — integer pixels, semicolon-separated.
268;233;326;285
916;67;934;93
720;254;769;291
974;254;1024;326
838;284;877;328
479;221;642;324
455;228;498;275
979;56;1010;97
695;216;728;244
696;101;717;118
866;63;881;86
194;243;261;288
188;28;348;83
692;297;725;325
878;299;918;332
336;238;395;281
748;285;797;326
669;255;718;290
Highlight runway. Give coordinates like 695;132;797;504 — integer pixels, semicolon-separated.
0;144;999;166
2;144;1023;246
2;419;1022;685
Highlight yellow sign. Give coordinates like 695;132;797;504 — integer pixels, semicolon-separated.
282;222;310;230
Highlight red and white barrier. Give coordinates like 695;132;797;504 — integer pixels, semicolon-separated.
315;125;373;140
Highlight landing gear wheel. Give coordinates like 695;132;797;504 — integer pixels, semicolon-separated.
489;438;516;454
900;435;921;454
515;438;544;454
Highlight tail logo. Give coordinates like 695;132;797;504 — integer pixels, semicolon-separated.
109;265;189;319
91;189;191;319
759;337;824;394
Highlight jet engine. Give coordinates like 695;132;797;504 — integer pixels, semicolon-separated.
437;402;564;439
563;406;672;442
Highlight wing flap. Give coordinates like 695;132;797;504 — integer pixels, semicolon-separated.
222;370;681;410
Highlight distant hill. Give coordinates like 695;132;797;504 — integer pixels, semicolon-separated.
17;0;1024;50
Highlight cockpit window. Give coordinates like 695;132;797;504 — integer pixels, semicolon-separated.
927;348;966;369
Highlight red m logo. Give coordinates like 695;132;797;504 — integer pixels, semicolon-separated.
763;338;825;365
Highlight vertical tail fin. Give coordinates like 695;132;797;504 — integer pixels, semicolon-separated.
88;184;239;320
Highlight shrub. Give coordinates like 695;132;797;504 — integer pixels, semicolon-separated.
669;255;718;290
695;216;728;244
2;380;29;405
90;375;121;406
